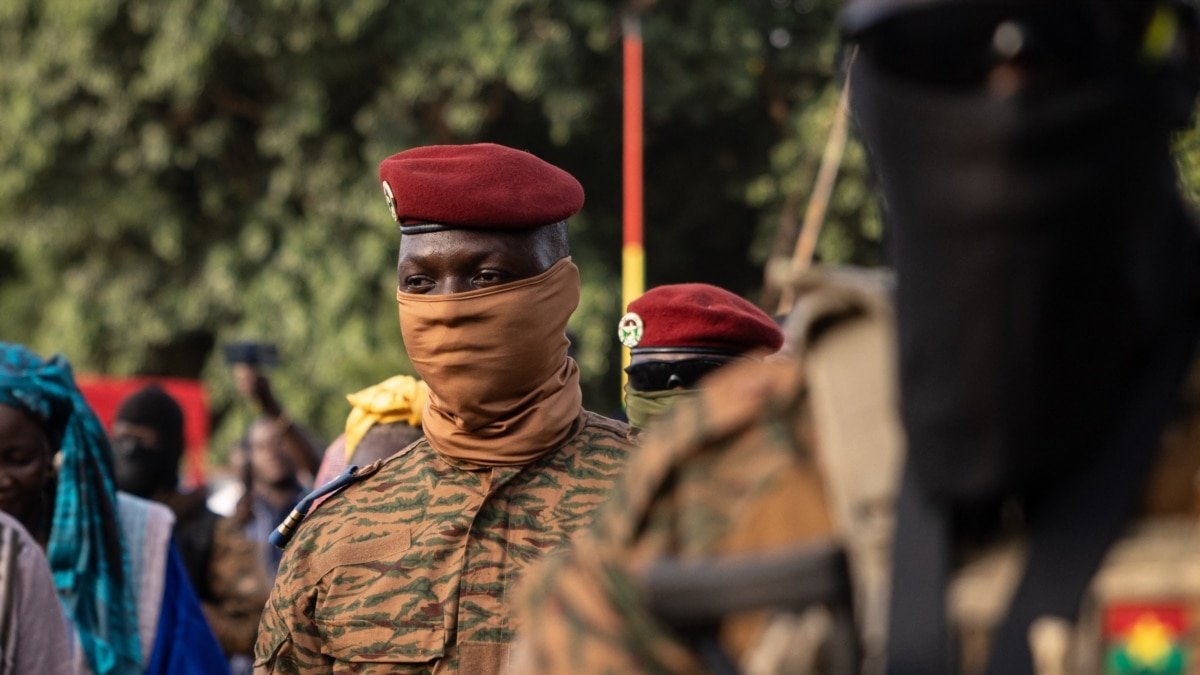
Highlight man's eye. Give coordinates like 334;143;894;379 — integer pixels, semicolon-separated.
403;276;435;293
474;271;506;286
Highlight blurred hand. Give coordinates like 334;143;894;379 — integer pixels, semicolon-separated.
232;364;281;416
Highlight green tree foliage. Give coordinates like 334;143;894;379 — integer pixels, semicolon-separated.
0;0;881;453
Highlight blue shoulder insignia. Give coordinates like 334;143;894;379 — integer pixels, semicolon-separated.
268;462;381;550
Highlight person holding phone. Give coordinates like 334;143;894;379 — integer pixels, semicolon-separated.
223;343;322;479
220;343;323;585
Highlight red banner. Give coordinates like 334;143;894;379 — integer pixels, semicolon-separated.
76;376;210;488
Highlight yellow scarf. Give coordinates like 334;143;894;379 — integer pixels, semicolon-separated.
343;375;428;460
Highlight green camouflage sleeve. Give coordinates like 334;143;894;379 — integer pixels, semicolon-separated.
515;360;829;674
513;533;707;674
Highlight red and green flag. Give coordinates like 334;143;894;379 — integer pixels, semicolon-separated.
1104;603;1188;675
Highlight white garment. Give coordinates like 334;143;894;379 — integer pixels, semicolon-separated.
0;510;79;675
115;492;175;666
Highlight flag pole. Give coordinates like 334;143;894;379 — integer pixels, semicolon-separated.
621;11;645;406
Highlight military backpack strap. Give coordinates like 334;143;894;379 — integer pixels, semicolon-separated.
269;464;373;550
786;266;904;670
885;461;953;675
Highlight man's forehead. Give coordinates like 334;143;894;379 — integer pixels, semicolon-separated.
398;228;533;261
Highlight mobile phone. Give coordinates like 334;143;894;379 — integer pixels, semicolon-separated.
222;341;280;367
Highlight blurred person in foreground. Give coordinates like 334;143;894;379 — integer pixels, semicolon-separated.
513;269;896;675
0;342;228;674
254;142;632;673
112;384;270;668
311;374;427;489
619;283;784;437
845;0;1200;672
0;508;78;674
515;2;1200;674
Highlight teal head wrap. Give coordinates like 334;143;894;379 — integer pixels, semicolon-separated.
0;343;140;675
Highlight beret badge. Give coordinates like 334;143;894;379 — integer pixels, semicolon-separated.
618;312;644;348
381;181;399;223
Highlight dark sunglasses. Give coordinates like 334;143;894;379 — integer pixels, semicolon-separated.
625;358;733;392
852;0;1195;89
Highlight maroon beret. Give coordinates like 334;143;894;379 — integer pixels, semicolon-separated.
618;283;784;356
378;143;584;234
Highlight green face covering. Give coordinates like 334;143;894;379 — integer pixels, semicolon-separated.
624;387;700;431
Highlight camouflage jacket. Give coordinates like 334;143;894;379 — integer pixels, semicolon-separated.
514;360;835;674
515;351;1200;675
254;411;630;674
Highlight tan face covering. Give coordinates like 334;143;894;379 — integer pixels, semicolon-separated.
396;257;584;466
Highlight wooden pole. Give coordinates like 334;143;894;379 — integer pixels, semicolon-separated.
776;79;851;315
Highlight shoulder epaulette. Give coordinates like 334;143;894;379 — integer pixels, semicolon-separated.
268;463;381;550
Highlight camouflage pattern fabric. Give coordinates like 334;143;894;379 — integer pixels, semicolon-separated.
514;359;836;674
510;320;1200;675
254;411;630;674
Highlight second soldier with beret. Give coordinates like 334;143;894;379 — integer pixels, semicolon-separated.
254;143;632;673
619;283;783;435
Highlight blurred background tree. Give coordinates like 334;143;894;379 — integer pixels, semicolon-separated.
26;0;1181;456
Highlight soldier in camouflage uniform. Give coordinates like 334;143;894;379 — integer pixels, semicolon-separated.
515;269;1200;675
254;143;632;673
845;1;1200;672
515;358;835;674
513;269;895;675
619;283;784;437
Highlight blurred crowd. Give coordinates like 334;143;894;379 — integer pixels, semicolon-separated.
0;346;428;674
